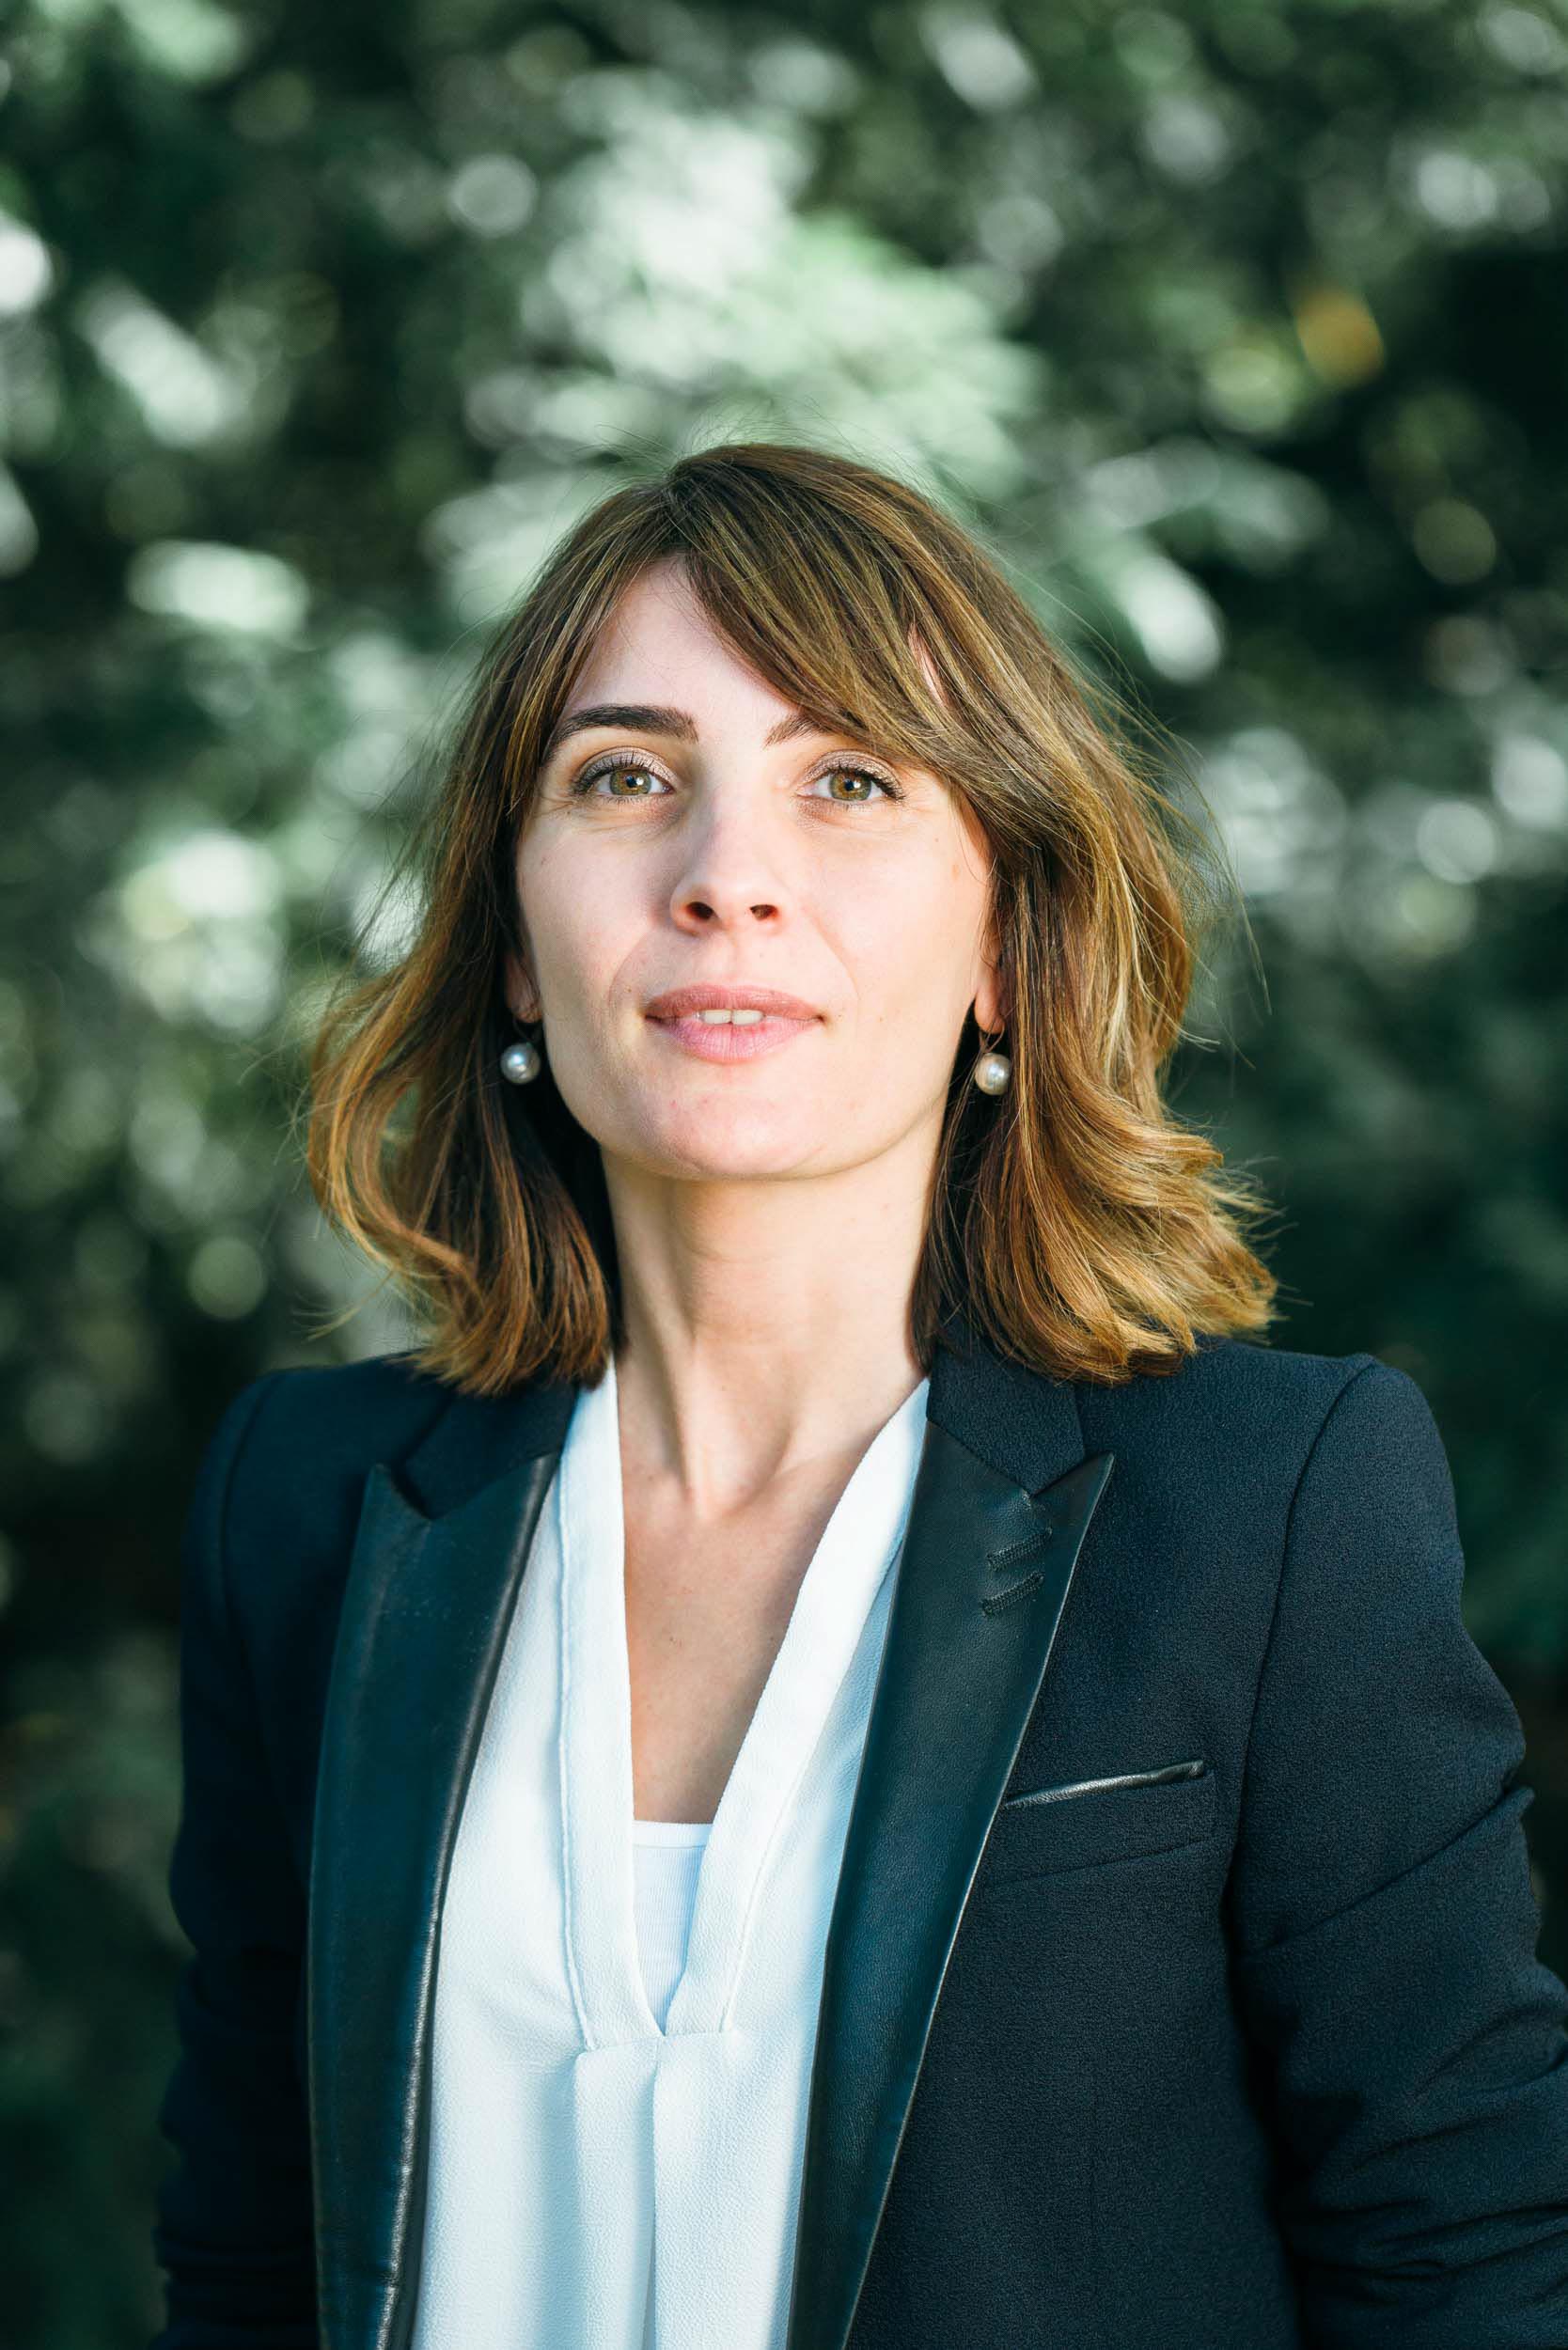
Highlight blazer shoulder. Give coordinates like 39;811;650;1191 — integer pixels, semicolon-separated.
1123;1335;1391;1401
1083;1330;1419;1486
1180;1330;1388;1407
198;1350;459;1562
1075;1338;1458;1611
230;1347;457;1457
1186;1334;1446;1448
184;1352;476;1669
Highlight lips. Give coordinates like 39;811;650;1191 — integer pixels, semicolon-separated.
648;1004;820;1062
645;983;822;1022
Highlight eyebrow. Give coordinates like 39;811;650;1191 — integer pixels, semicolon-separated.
540;702;838;762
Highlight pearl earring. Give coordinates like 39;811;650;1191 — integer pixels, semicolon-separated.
973;1033;1011;1095
499;1023;543;1085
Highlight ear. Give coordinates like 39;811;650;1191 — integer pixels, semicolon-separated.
502;948;541;1023
972;966;1005;1037
971;911;1011;1039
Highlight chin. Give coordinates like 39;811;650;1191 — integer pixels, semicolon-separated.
629;1105;827;1178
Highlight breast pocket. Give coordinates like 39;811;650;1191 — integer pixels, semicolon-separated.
980;1758;1216;1887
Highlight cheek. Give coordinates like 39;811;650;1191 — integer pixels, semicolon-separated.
843;882;979;1032
519;848;626;977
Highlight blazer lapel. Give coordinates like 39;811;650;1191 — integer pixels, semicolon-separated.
306;1368;576;2350
782;1319;1114;2350
305;1316;1114;2350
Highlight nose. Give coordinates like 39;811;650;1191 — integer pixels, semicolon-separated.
666;794;788;932
673;888;781;931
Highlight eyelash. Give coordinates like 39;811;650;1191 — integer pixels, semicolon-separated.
568;751;904;806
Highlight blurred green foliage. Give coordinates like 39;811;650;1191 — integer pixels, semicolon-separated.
1;0;1565;2340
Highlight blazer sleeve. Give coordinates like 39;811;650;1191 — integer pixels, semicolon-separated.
1223;1358;1568;2346
149;1371;320;2350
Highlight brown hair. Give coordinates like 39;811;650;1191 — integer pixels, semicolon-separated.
304;438;1280;1395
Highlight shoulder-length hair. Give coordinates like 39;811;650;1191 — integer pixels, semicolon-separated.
304;438;1279;1395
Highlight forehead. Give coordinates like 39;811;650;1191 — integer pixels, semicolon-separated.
542;567;837;760
568;565;763;699
548;558;949;750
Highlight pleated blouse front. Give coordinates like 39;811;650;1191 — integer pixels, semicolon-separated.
406;1351;931;2350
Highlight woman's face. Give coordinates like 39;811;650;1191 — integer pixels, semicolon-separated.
508;556;1003;1186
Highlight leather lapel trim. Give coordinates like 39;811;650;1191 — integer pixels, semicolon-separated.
783;1338;1114;2350
306;1375;575;2350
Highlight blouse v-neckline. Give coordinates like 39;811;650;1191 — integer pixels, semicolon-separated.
557;1350;931;2047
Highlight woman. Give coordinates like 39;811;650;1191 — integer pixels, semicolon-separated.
149;441;1568;2350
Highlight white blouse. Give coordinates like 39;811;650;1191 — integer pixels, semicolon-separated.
631;1821;712;2032
407;1349;931;2350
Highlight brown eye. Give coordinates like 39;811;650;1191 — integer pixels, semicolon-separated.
570;755;669;798
809;764;902;804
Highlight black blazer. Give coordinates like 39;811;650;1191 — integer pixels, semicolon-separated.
149;1313;1568;2350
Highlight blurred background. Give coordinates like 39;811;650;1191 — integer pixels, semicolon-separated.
2;0;1565;2340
